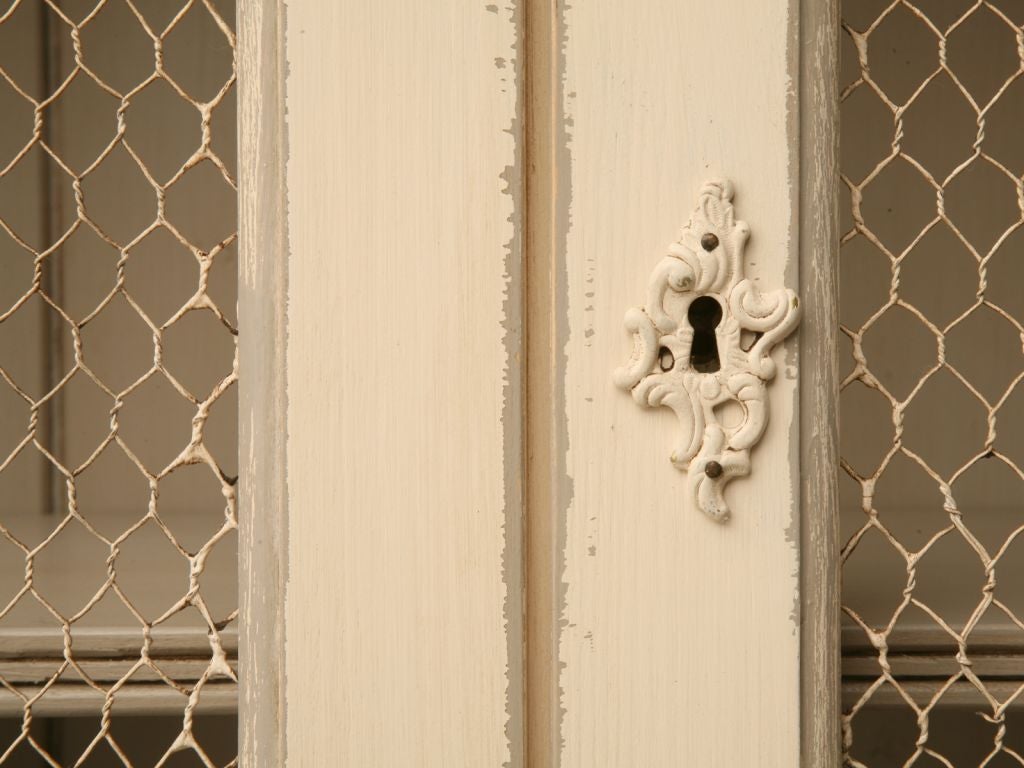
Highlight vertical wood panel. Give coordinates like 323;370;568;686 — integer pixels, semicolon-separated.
238;0;287;765
279;2;524;766
799;0;841;765
556;2;802;765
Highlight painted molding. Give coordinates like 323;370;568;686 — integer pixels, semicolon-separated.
614;180;800;522
238;1;288;765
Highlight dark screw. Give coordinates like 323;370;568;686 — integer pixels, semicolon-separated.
700;233;719;252
704;460;723;479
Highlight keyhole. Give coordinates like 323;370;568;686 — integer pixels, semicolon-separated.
687;296;723;373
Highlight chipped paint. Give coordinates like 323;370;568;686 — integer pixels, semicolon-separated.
554;0;573;757
500;2;526;764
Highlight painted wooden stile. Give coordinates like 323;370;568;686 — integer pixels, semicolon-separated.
238;0;839;765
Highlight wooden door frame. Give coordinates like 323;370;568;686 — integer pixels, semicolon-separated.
235;0;840;765
798;0;841;765
237;1;288;765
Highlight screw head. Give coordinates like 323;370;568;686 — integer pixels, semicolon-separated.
700;233;719;252
704;460;723;478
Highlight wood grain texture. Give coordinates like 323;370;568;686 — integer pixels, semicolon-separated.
280;2;524;765
238;0;287;765
557;1;802;765
799;0;841;765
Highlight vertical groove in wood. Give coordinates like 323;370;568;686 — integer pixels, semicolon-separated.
237;0;288;765
524;0;568;765
799;0;841;765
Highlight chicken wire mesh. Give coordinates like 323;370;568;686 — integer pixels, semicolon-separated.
841;0;1024;765
0;0;238;765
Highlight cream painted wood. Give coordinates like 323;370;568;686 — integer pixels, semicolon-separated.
555;1;804;765
242;0;840;764
275;2;524;766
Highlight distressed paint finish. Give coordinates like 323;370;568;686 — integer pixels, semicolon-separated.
241;1;840;763
798;0;842;765
238;1;288;765
280;1;524;765
558;1;802;765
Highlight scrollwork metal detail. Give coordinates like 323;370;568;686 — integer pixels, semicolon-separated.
613;180;800;522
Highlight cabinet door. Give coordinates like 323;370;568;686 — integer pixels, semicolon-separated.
239;1;840;766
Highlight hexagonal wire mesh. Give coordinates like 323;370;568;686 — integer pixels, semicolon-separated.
0;1;237;765
841;0;1024;764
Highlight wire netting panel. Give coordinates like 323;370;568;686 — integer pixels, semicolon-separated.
841;0;1024;764
0;1;237;765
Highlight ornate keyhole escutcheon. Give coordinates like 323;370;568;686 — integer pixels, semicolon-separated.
613;180;801;522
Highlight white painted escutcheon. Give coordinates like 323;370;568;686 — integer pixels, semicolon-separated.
614;180;800;522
